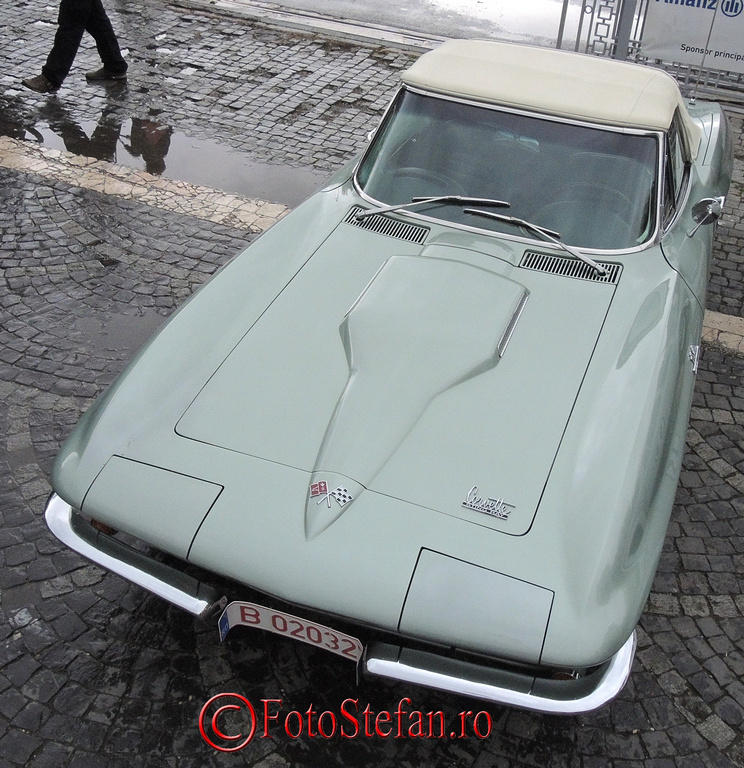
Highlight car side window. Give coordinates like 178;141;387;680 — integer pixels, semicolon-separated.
662;114;689;227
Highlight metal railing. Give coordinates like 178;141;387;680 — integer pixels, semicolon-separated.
557;0;629;56
557;0;744;102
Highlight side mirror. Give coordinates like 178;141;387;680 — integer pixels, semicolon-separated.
687;196;724;237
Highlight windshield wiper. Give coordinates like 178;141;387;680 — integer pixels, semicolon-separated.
463;209;607;276
355;196;510;220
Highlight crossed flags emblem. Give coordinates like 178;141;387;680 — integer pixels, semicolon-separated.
310;481;353;508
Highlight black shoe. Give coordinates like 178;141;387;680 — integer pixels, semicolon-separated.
22;74;59;93
85;67;127;82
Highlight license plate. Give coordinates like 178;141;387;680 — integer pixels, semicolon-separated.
218;600;363;662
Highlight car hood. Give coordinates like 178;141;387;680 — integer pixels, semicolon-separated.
51;192;699;666
176;226;615;538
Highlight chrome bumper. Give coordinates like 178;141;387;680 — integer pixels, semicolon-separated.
44;494;226;619
365;632;636;715
46;492;635;713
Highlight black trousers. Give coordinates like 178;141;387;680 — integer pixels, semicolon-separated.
42;0;127;87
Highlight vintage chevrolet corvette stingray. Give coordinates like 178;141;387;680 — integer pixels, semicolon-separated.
45;40;732;713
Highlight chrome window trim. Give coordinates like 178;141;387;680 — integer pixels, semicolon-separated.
661;119;693;236
662;162;692;236
353;85;665;255
400;85;664;138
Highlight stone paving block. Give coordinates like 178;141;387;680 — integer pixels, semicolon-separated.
696;714;736;750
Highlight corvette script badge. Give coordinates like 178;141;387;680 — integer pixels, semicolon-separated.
462;485;515;520
310;481;353;508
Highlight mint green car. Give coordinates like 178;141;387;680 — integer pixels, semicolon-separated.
45;40;732;714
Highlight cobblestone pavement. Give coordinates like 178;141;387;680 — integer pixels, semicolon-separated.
2;0;409;175
1;1;744;767
711;111;744;321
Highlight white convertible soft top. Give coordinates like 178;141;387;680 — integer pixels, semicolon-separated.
402;40;701;158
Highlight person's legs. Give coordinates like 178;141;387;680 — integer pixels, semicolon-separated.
88;106;123;162
41;0;90;87
85;0;127;76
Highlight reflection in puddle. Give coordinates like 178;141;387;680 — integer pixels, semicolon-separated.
25;121;329;206
158;132;330;206
2;96;331;207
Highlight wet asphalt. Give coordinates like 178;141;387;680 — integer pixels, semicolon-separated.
1;1;744;767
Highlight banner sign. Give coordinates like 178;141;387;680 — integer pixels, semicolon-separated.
641;0;744;75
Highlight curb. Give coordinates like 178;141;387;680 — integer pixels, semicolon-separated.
172;0;444;53
702;309;744;356
0;136;287;233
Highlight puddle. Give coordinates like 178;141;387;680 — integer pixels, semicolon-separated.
161;131;331;206
27;121;329;206
4;108;331;207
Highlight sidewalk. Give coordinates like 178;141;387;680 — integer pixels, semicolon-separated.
173;0;445;52
0;135;287;233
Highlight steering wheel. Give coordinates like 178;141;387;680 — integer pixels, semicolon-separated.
558;183;634;211
391;166;466;195
530;182;638;249
531;183;635;233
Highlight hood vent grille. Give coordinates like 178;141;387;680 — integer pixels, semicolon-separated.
520;251;621;284
344;206;429;245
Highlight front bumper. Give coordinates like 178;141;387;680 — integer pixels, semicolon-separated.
45;493;226;618
364;633;636;715
44;492;636;714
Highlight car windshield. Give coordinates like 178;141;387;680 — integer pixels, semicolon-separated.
355;90;660;251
